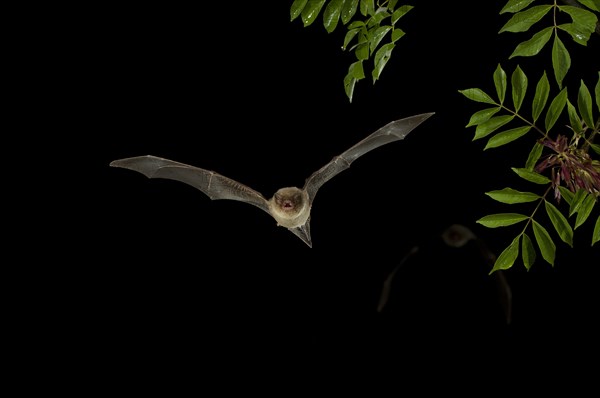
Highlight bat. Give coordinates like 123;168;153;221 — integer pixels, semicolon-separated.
110;112;434;247
377;224;512;326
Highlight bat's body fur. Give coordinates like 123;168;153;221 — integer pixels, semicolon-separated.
110;112;434;247
268;187;310;229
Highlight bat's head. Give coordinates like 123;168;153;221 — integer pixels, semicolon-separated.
269;187;310;229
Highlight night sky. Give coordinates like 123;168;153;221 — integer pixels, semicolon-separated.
70;1;600;384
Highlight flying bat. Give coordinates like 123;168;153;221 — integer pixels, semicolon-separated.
110;112;434;247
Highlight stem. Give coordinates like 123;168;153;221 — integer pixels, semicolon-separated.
520;185;554;236
499;103;546;137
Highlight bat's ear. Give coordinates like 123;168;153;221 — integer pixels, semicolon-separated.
290;222;312;248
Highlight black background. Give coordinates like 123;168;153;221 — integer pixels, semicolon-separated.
38;0;599;388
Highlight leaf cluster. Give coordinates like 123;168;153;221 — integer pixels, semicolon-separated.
290;0;414;102
499;0;598;87
459;0;600;273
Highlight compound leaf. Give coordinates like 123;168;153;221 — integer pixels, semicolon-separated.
532;71;550;122
466;107;502;127
477;213;529;228
521;233;537;270
593;215;600;246
301;0;326;26
510;26;553;58
525;141;544;170
551;34;571;88
501;0;537;14
545;200;574;247
499;5;553;33
511;65;528;112
458;88;497;104
532;220;556;265
485;126;531;149
486;187;540;203
494;64;507;104
575;194;596;229
490;236;520;273
474;115;515;140
545;87;568;132
512;167;551;184
578;79;594;129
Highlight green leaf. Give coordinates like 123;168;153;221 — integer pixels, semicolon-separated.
458;88;497;104
367;7;390;27
558;23;592;46
596;72;600;114
525;142;544;170
474;115;514;140
486;187;540;204
591;143;600;155
499;5;553;33
391;5;413;25
500;0;536;14
323;0;343;33
341;0;359;24
545;200;574;247
567;100;583;134
344;75;357;103
532;71;550;123
291;0;308;21
490;236;520;274
301;0;326;26
532;220;556;265
578;0;600;12
558;186;575;205
477;213;529;228
494;64;507;104
511;65;528;112
485;125;532;149
521;233;537;270
466;107;501;127
512;167;551;184
360;0;375;16
355;42;369;61
347;59;365;79
552;34;571;89
592;215;600;246
575;194;596;229
343;27;361;50
559;5;598;44
344;61;364;102
510;26;553;58
545;87;568;132
369;25;392;55
372;42;395;83
391;28;405;42
347;20;365;29
578;80;595;129
569;189;588;216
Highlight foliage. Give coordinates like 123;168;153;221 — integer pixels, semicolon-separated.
289;0;599;273
459;0;599;273
290;0;414;102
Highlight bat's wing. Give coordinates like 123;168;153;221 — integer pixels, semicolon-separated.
110;155;271;214
303;112;434;202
